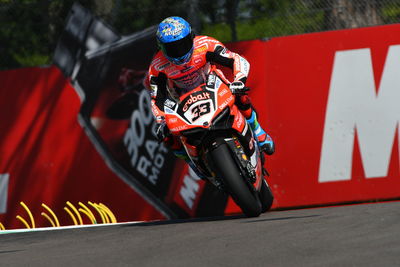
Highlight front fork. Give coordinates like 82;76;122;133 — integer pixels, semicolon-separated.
224;135;263;192
199;132;263;192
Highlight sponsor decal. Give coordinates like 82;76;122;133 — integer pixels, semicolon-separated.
123;89;169;185
159;18;186;37
151;102;161;117
234;56;241;71
249;136;254;151
215;77;222;91
182;91;211;112
181;65;194;73
218;88;228;97
195;46;207;54
319;45;400;182
219;94;234;110
155;116;165;124
207;74;216;89
220;47;232;58
179;167;201;209
174;69;205;90
158;62;170;70
165;107;174;114
168;117;177;123
170;125;188;132
150;85;157;97
236;111;244;129
194;57;202;64
190;102;211;122
170;71;180;76
164;99;176;109
240;57;249;74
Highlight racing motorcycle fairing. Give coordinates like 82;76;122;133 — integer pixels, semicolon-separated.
164;67;264;193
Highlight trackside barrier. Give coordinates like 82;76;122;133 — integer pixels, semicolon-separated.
0;201;117;230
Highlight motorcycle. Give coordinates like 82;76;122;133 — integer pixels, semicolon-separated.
163;67;274;217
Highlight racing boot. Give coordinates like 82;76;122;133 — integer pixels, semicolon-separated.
246;110;275;155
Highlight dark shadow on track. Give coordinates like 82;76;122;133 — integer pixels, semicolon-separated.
122;214;246;227
121;213;321;227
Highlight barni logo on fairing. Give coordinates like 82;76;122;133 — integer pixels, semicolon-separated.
164;99;176;109
319;45;400;183
183;92;211;112
207;74;216;88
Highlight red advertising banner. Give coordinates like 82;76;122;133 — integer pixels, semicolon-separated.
229;23;400;208
0;66;164;229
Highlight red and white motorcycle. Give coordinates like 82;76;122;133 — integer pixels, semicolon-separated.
164;67;274;217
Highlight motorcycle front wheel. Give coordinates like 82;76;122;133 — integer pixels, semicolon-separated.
208;142;261;217
259;178;274;213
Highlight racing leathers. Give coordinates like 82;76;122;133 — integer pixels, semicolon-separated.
145;35;274;167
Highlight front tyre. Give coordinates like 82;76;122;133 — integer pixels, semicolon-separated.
209;143;261;217
259;178;274;213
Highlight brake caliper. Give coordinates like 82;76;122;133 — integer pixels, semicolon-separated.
227;136;257;184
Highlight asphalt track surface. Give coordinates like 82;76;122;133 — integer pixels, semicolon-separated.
1;201;400;267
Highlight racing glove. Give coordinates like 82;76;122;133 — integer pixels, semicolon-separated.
155;122;171;143
230;81;249;95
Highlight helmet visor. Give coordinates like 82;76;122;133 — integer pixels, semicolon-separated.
162;34;193;59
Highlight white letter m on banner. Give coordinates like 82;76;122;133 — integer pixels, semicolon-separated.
319;45;400;182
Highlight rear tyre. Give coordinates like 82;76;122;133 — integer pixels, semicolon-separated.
209;143;261;217
259;178;274;213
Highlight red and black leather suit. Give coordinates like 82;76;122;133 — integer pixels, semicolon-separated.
144;35;254;123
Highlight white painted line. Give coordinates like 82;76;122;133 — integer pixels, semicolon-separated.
0;220;147;235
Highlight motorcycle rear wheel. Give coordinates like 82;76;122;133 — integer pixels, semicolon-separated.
209;143;262;217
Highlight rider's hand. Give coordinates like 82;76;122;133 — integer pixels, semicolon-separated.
156;122;170;143
230;81;249;95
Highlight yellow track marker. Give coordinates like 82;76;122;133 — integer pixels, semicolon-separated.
98;206;110;224
78;208;95;224
95;204;110;224
88;202;106;224
16;215;30;229
98;207;111;224
78;202;96;224
99;203;117;223
41;212;56;227
20;202;35;228
64;207;78;225
0;222;5;230
41;203;60;227
66;201;83;225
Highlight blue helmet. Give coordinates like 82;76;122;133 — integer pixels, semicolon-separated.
156;17;194;65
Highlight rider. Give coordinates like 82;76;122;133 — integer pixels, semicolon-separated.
145;16;274;174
